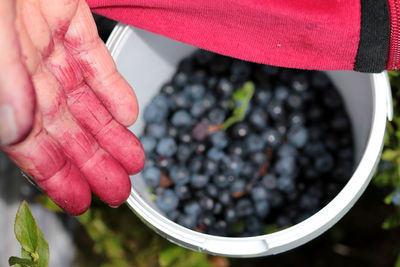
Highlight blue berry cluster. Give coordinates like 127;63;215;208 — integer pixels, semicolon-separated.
140;50;354;237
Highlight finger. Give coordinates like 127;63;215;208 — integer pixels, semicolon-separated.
3;116;91;216
44;42;145;174
0;0;34;146
34;68;132;206
64;0;139;126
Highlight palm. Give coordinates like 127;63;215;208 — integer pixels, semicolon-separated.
1;0;144;215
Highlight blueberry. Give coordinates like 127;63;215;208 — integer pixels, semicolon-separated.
255;89;272;105
171;110;192;127
144;158;156;169
231;122;250;139
156;137;177;156
200;196;215;211
291;74;309;92
255;201;270;218
167;126;179;138
224;207;237;223
167;210;180;221
222;156;243;175
184;83;205;100
275;157;296;176
249;108;268;129
206;184;219;198
171;92;191;109
202;93;216;109
277;143;297;158
287;125;308;148
191;100;207;117
143;102;165;123
251;187;268;201
209;220;227;236
267;100;284;120
236;198;254;217
161;83;177;95
219;190;232;206
314;153;334;173
331;112;350;131
190;70;207;84
304;142;325;156
255;65;280;82
288;112;305;126
251;151;267;166
241;162;256;179
198;213;216;229
155;189;179;213
262;129;281;148
176;144;193;162
207;76;218;89
207;147;225;161
143;167;161;187
152;93;171;111
230;179;246;197
213;174;233;188
140;136;156;154
146;123;167;139
204;160;218;176
287;93;303;109
245;216;263;234
268;191;284;208
157;157;175;169
184;201;201;216
245;134;265;153
169;166;190;185
173;72;189;87
208;108;226;124
299;194;319;210
274;85;290;102
228;143;245;157
213;203;223;215
277;175;296;193
307;105;324;122
210;131;228;149
190;156;203;173
191;174;209;188
178;214;197;229
276;216;291;227
216;78;234;98
174;184;191;200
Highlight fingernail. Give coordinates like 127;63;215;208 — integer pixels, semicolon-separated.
0;104;18;146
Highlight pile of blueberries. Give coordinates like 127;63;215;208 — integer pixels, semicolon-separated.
140;50;354;237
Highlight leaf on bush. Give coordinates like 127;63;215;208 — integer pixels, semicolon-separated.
381;150;398;161
9;201;49;267
8;257;35;266
35;195;63;213
14;201;39;254
159;246;184;267
382;211;400;229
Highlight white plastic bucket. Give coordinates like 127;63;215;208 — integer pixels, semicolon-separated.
106;24;393;257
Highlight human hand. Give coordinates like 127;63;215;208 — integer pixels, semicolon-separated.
0;0;145;215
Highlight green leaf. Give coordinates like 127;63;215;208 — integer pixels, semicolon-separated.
384;191;395;205
381;149;399;161
14;201;39;254
35;195;63;213
221;81;255;130
382;211;400;229
37;229;49;267
159;246;183;267
395;253;400;267
8;256;35;266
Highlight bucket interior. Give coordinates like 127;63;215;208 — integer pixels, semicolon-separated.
111;27;374;233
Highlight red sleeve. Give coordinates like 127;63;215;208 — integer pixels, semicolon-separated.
87;0;392;73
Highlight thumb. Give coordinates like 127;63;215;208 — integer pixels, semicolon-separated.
0;0;35;147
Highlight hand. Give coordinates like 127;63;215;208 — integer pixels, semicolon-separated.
0;0;145;215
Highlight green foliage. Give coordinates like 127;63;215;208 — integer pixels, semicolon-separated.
221;81;255;130
374;71;400;221
34;194;215;267
9;201;49;267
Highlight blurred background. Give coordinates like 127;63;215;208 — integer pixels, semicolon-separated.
1;14;400;267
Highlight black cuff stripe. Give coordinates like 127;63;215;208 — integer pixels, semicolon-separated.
354;0;390;73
